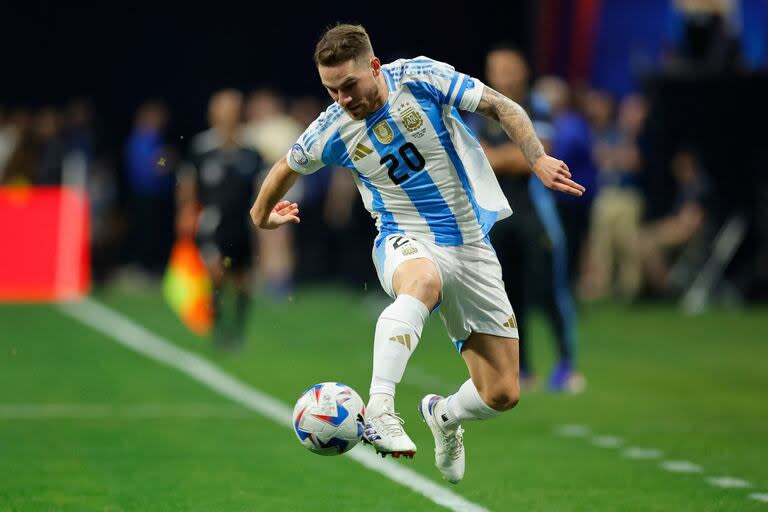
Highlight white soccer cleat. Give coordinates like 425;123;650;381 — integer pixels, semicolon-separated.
419;394;465;483
362;411;417;458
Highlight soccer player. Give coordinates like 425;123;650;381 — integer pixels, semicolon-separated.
250;24;584;483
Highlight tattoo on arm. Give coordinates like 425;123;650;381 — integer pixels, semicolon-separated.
476;87;545;166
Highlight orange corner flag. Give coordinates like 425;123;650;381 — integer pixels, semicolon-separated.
162;239;212;335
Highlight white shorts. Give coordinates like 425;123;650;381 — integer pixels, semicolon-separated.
372;234;519;352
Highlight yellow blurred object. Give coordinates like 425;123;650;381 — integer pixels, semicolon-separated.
163;239;212;335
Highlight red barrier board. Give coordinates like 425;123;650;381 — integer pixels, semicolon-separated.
0;187;90;301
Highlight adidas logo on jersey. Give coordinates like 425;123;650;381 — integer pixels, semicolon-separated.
352;143;373;161
502;315;517;328
389;334;412;350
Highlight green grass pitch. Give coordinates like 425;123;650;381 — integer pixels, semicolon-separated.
1;286;766;511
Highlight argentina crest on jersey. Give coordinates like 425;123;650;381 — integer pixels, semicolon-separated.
397;102;427;139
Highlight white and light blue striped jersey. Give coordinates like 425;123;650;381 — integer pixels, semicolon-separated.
286;56;512;247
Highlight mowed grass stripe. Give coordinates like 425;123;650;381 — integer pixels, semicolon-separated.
0;403;253;419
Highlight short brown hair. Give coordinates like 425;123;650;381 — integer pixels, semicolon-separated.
314;24;373;66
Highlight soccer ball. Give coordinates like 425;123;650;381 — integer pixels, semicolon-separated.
291;382;366;456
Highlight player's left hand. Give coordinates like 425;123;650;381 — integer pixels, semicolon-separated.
532;155;586;197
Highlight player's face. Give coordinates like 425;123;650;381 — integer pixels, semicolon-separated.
319;57;382;120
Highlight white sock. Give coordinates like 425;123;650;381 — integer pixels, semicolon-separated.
367;393;395;417
368;294;429;412
434;379;501;429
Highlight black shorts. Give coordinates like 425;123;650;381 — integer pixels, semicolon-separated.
197;229;252;271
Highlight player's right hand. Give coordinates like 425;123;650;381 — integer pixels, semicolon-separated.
532;155;586;197
258;200;301;229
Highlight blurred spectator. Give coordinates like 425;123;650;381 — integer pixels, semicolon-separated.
583;93;647;301
286;95;374;287
180;89;265;347
469;45;582;392
59;97;120;284
638;148;711;294
63;98;96;164
242;89;303;298
242;89;302;165
664;0;743;73
87;154;120;285
124;100;175;276
34;107;68;185
534;77;598;285
1;109;37;185
287;96;335;282
321;165;375;288
0;108;16;180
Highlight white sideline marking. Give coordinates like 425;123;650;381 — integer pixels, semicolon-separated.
661;461;703;474
591;436;623;448
556;425;759;505
622;447;663;460
707;477;751;489
0;403;252;419
58;298;489;512
555;424;590;437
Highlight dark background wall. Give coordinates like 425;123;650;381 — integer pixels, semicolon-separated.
2;2;538;146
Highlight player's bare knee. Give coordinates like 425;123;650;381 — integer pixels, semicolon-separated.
393;259;441;309
483;382;520;411
399;272;441;309
416;272;441;305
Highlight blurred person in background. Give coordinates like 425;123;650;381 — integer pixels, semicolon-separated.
242;89;303;298
124;100;175;277
38;101;118;281
638;147;711;294
533;77;598;286
664;0;743;73
1;109;37;185
289;95;373;286
63;98;96;165
180;89;265;348
243;89;302;164
321;164;372;286
583;93;647;302
34;107;67;185
86;152;120;285
287;96;342;282
65;98;119;285
469;45;582;392
0;107;16;181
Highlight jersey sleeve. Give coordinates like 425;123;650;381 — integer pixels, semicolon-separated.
286;116;327;175
399;56;486;112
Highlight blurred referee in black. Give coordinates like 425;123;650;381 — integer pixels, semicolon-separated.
178;89;265;348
